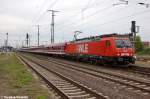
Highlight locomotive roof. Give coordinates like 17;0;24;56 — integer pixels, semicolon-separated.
71;33;130;43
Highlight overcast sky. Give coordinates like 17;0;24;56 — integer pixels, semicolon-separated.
0;0;150;47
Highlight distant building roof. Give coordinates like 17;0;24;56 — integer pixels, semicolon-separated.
142;41;150;47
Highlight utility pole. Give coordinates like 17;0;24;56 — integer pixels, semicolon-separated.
37;25;40;46
136;26;140;33
47;10;59;43
6;33;8;47
5;33;8;52
29;34;30;47
22;40;24;47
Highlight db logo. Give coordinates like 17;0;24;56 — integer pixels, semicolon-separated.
77;44;88;53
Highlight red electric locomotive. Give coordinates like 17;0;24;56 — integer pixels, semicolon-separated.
65;34;135;65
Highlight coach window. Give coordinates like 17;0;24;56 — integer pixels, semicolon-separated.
106;40;111;47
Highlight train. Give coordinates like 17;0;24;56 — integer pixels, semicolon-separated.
20;34;136;65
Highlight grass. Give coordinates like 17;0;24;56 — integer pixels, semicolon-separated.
0;53;50;98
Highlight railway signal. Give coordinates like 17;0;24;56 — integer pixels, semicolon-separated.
26;33;29;47
131;21;139;48
131;21;135;47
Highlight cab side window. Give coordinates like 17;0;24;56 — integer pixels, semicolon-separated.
106;40;111;47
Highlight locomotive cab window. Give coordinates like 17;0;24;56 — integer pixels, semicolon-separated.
106;40;111;47
115;39;132;48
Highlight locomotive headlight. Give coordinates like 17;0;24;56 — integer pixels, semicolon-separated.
117;53;120;56
133;55;137;60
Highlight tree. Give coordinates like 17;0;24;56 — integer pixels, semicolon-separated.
135;36;144;52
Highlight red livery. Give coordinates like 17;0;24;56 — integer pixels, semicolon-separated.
20;34;135;65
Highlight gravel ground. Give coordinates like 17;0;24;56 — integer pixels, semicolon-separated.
135;61;150;68
24;54;150;99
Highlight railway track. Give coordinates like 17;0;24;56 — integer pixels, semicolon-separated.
48;55;150;77
26;54;150;95
137;56;150;63
127;65;150;77
28;53;150;77
18;54;108;99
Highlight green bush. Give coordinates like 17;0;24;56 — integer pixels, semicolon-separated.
138;47;150;55
135;36;144;52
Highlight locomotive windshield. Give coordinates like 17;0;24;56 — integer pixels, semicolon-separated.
115;39;132;48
